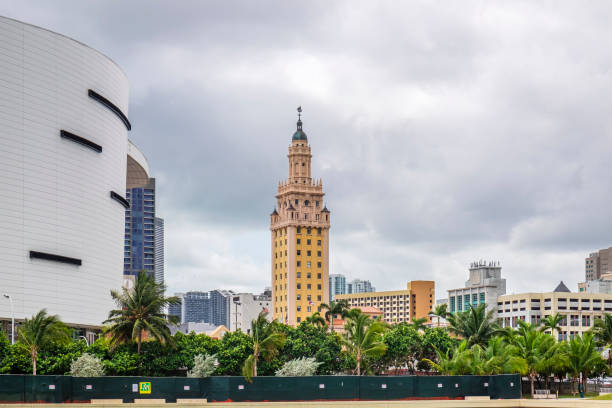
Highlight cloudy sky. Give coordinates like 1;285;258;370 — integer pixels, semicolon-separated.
3;1;612;298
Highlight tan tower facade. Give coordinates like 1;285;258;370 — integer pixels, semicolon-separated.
270;110;330;326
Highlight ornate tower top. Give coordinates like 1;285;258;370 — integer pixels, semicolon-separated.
292;106;307;141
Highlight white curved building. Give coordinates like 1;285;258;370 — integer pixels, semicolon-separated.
0;16;148;334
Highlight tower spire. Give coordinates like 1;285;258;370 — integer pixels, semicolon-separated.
297;106;302;131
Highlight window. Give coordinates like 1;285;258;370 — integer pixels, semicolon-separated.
307;261;311;268
297;261;301;267
307;272;311;278
297;306;301;311
297;272;301;278
297;294;301;300
297;239;301;244
318;228;321;235
297;227;301;233
317;251;322;256
317;284;321;290
307;294;312;301
316;201;320;207
295;199;298;205
307;239;311;245
307;306;311;312
297;284;301;289
317;295;321;301
307;250;311;256
307;284;311;289
317;273;321;279
317;240;321;246
297;250;301;256
307;228;311;234
317;262;322;268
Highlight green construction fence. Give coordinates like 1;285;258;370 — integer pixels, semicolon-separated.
0;374;521;402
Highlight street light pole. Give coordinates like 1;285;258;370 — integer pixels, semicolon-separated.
2;294;14;344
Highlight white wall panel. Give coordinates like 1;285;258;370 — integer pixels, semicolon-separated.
0;16;131;327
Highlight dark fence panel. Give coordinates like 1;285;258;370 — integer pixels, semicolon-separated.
0;374;24;402
0;374;521;402
359;376;414;400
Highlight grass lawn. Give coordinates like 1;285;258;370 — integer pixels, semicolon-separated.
591;393;612;400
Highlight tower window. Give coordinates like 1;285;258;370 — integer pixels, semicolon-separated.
317;273;321;279
297;250;301;256
302;163;305;166
297;261;301;267
317;228;321;235
317;295;322;301
305;200;309;206
307;261;311;268
317;251;321;257
318;284;321;290
297;272;301;278
307;239;311;245
316;201;320;207
297;239;301;244
297;227;301;234
307;272;311;279
317;240;321;246
317;262;322;268
307;228;311;234
307;284;311;289
304;214;308;220
307;294;312;301
297;284;301;289
307;250;311;256
295;199;298;205
297;294;301;300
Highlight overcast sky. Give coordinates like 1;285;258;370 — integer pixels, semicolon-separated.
3;1;612;298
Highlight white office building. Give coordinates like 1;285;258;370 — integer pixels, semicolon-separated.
448;261;506;315
229;292;272;333
329;274;347;300
0;16;149;337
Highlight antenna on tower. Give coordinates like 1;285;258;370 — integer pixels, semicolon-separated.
297;106;302;120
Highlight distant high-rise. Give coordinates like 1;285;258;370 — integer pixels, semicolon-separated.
154;217;165;284
329;274;347;300
124;178;156;278
586;247;612;281
349;279;375;294
169;290;231;327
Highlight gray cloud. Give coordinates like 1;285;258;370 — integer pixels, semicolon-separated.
2;1;612;296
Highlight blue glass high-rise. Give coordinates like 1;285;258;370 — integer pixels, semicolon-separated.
124;178;156;278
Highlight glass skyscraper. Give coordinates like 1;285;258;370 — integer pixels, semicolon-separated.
124;178;156;278
154;217;165;284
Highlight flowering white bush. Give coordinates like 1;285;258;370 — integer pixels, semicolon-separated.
275;357;321;376
71;353;105;377
187;354;217;378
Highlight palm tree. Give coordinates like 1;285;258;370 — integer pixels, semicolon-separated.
593;314;612;346
341;312;387;375
320;300;350;332
304;312;326;328
446;304;499;347
431;304;448;327
512;320;562;398
242;311;285;381
540;313;564;339
410;317;428;331
566;332;607;396
103;270;180;354
18;309;71;375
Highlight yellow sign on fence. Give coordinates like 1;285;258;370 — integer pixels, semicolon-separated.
139;382;151;394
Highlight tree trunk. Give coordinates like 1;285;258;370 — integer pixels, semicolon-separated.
253;351;258;378
137;331;142;355
329;315;334;332
357;349;361;376
437;317;440;327
31;349;37;376
530;373;535;398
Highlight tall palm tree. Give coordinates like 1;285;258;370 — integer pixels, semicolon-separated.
446;304;499;347
18;309;71;375
512;320;563;398
320;300;349;332
540;313;564;340
431;304;448;327
104;270;179;354
341;312;387;375
567;332;607;396
242;311;285;381
304;312;326;328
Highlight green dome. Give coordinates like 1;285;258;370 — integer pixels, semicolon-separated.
292;129;308;140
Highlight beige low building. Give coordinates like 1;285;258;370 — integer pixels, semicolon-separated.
497;281;612;340
335;281;435;324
